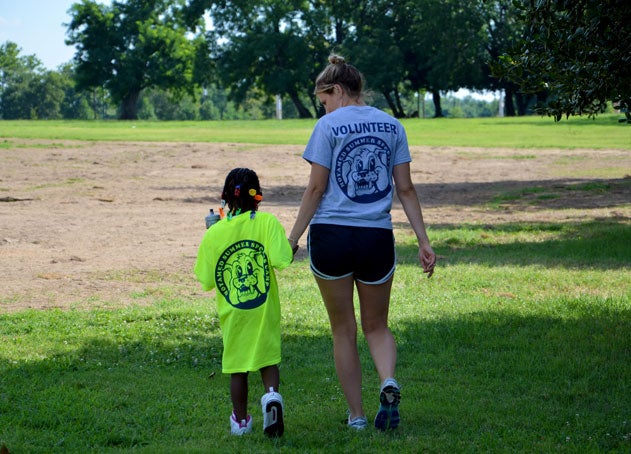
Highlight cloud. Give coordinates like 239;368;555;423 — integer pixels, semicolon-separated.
0;15;23;28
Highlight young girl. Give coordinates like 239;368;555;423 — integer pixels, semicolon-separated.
195;168;293;436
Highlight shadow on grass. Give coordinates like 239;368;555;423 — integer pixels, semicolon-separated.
395;300;631;451
477;116;626;128
1;301;629;451
0;312;336;452
173;177;631;210
412;177;631;211
395;219;631;269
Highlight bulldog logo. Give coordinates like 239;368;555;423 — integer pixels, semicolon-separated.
336;136;391;203
215;240;270;309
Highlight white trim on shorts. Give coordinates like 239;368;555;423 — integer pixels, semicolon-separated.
307;233;397;285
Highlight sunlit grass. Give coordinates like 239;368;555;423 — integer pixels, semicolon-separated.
0;114;629;149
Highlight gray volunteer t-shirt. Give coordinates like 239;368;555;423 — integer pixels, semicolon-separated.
303;105;412;229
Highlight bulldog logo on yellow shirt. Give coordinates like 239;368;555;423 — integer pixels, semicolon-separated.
215;240;270;309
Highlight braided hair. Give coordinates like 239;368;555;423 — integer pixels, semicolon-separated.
221;168;263;218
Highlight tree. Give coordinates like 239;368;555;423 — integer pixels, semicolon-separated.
0;41;72;119
343;1;408;118
66;0;213;119
380;0;487;118
478;0;529;116
1;42;39;118
57;64;95;119
494;0;631;120
201;0;318;118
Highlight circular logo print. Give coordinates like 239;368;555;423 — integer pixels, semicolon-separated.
215;240;270;309
335;136;392;203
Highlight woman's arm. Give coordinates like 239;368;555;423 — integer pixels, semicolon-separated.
288;162;329;253
393;162;436;277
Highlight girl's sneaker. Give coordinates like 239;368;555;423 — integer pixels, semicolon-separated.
374;378;401;431
230;412;253;435
261;387;284;437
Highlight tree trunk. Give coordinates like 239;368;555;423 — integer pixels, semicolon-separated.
504;87;516;117
382;91;396;116
310;95;325;118
288;89;313;119
382;91;405;118
119;89;141;120
393;89;405;119
515;92;529;116
432;90;443;118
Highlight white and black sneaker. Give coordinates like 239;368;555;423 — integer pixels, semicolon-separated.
261;387;284;437
374;378;401;431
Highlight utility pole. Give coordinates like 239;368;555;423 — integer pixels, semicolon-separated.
275;94;282;120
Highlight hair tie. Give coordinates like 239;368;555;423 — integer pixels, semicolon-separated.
254;194;263;202
234;185;241;197
248;188;256;197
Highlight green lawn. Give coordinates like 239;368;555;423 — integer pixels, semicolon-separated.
0;119;630;452
0;114;629;149
1;222;629;452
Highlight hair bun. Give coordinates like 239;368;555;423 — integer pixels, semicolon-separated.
328;54;346;65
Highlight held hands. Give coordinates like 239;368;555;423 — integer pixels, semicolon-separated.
288;238;299;256
419;244;436;278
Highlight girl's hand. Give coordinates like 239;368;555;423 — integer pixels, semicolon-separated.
289;238;299;256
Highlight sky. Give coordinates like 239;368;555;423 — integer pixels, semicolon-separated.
0;0;111;70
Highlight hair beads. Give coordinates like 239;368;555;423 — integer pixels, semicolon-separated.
221;168;263;220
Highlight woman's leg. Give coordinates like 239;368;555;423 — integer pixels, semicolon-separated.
230;372;249;421
315;275;364;419
356;276;396;383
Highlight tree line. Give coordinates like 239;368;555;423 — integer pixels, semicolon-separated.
1;0;629;121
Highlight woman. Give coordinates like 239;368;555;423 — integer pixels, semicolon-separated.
288;55;436;431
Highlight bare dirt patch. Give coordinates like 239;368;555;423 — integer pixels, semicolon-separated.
1;140;629;312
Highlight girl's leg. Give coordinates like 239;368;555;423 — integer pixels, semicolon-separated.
230;372;249;421
260;364;280;392
315;275;364;419
260;365;284;437
356;276;396;383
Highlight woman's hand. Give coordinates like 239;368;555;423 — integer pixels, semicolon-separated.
419;244;436;278
289;238;299;255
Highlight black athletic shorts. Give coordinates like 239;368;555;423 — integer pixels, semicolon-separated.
307;224;396;285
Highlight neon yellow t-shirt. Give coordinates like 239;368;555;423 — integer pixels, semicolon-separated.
194;211;293;374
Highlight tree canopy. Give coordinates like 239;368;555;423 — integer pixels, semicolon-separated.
494;0;631;120
66;0;212;119
2;0;626;120
0;42;92;119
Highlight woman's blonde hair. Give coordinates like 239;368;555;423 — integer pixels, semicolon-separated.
314;54;364;99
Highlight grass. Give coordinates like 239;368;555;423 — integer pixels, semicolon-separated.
1;220;629;452
0;119;629;451
0;114;629;149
